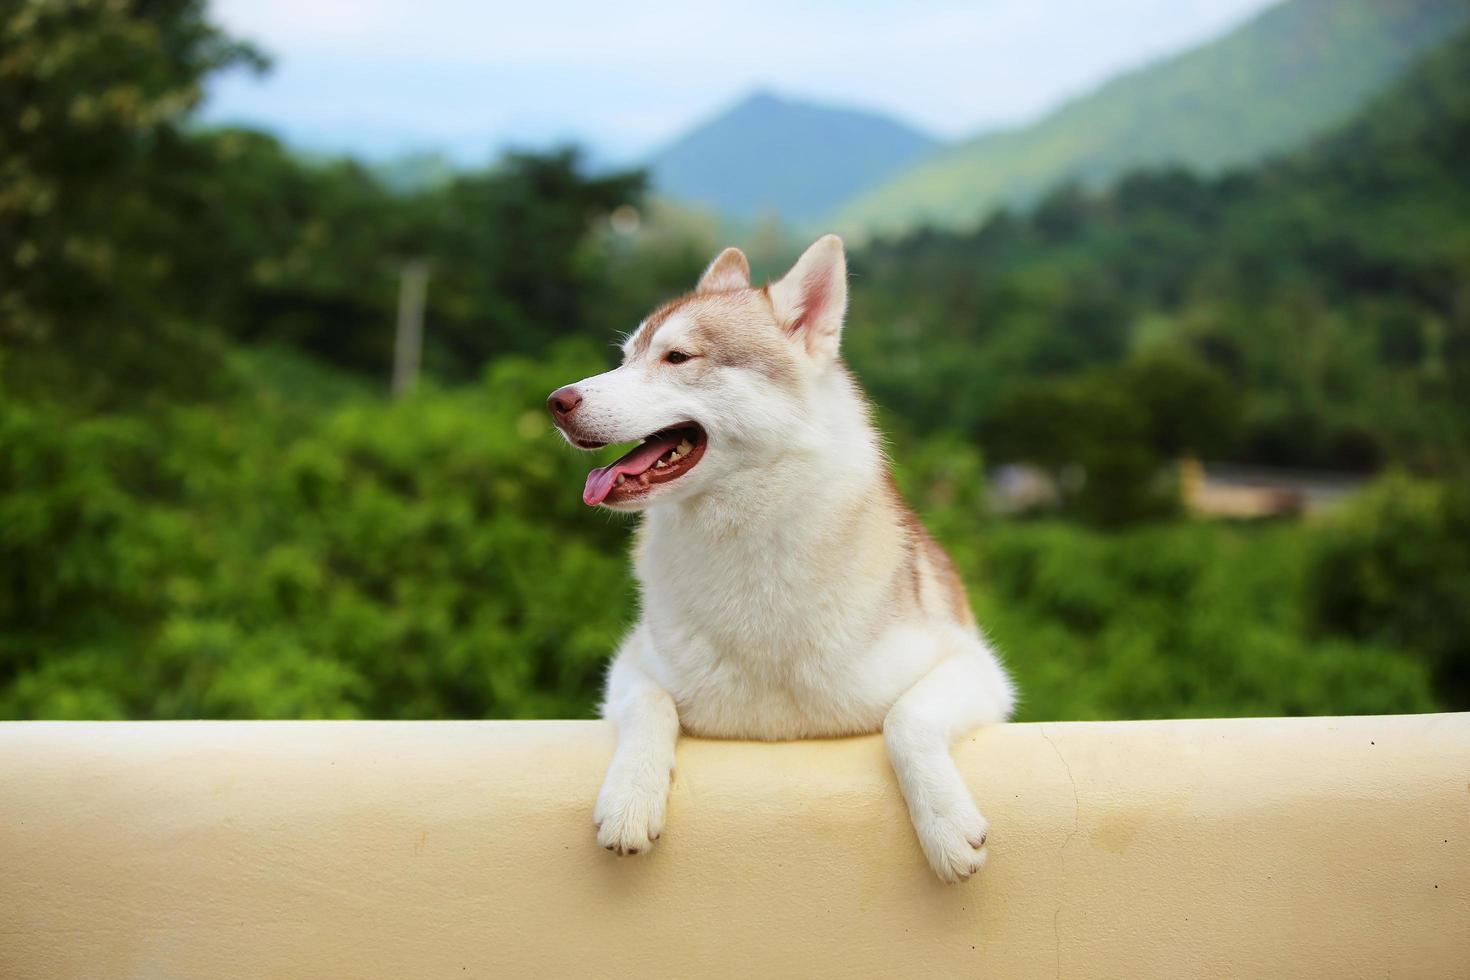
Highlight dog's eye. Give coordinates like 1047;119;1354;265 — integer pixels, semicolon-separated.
664;350;692;365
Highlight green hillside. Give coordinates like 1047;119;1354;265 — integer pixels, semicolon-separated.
834;0;1470;238
847;24;1470;481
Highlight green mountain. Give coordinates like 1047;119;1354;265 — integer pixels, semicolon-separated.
648;91;937;224
835;0;1470;238
844;24;1470;477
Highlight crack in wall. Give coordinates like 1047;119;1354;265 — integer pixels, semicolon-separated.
1041;724;1080;979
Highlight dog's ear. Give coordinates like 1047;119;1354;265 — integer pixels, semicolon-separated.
697;247;751;293
768;234;847;362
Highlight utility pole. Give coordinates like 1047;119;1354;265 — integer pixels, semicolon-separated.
391;259;429;399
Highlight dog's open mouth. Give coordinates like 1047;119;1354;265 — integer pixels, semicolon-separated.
583;423;707;506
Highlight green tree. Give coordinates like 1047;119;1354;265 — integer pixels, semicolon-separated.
1122;345;1241;459
980;370;1175;526
0;344;638;719
1307;474;1470;706
1;0;265;406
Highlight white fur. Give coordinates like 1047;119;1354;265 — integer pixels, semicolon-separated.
555;236;1016;881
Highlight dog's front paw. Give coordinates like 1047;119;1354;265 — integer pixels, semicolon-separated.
911;785;989;883
594;761;671;856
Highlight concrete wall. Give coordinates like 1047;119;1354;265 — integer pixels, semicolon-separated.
1;714;1467;978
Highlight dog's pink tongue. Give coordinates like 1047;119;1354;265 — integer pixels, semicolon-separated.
583;432;682;506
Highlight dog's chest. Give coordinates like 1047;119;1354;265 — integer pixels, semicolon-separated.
636;522;901;737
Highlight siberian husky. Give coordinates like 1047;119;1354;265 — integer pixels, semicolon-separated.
547;235;1015;882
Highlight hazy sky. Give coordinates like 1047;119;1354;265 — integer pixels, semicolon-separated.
205;0;1280;165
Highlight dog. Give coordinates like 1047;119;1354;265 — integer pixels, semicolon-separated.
547;234;1015;882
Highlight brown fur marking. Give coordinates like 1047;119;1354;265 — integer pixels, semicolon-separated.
629;287;803;391
926;535;977;629
882;469;975;628
628;294;694;359
690;309;800;390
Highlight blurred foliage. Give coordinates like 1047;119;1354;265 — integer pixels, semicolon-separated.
0;0;266;407
0;347;1443;720
0;1;702;405
0;1;1465;720
981;521;1436;720
1;345;636;718
1306;475;1470;705
847;27;1470;501
179;132;658;377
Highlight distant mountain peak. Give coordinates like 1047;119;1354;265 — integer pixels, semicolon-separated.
648;89;938;225
737;89;784;108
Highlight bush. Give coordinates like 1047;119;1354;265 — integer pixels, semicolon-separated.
0;343;636;719
1307;473;1470;706
2;355;1449;720
972;520;1438;720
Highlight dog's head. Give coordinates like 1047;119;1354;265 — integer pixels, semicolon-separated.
548;234;849;511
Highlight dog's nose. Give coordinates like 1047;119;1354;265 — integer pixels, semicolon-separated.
547;385;583;422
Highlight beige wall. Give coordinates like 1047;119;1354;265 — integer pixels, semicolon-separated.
1;714;1467;979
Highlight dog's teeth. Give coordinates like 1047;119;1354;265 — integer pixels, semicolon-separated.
638;472;650;486
668;450;681;462
654;459;667;468
615;474;626;486
677;439;693;455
